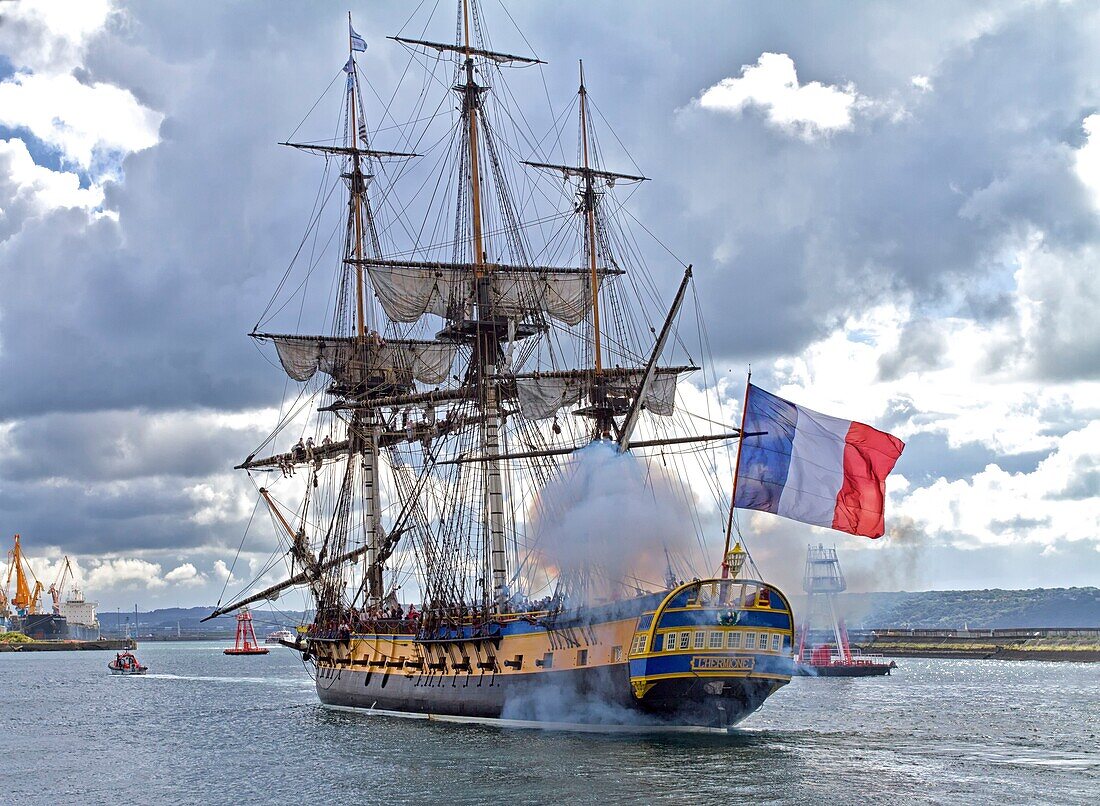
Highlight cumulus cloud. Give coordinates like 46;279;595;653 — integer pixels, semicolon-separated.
697;52;864;139
212;560;238;584
0;0;115;73
85;558;165;590
0;138;105;235
911;74;933;92
1074;113;1100;210
0;72;162;171
164;562;206;587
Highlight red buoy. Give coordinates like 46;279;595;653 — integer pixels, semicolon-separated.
224;608;269;655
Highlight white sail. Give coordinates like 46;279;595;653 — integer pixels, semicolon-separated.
363;260;620;326
515;369;682;420
264;334;458;386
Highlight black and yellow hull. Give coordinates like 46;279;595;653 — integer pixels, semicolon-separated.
305;578;797;730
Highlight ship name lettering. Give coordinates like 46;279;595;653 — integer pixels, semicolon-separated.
690;656;754;671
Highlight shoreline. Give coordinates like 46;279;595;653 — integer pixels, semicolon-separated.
855;638;1100;663
0;638;136;652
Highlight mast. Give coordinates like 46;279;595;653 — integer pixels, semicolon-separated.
722;370;752;577
463;0;508;611
579;61;611;438
463;0;486;276
521;70;647;441
348;12;368;340
579;64;604;379
346;15;384;605
579;62;602;375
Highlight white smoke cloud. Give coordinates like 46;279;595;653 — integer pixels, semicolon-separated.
527;442;695;601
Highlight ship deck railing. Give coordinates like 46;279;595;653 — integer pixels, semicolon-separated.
303;608;563;642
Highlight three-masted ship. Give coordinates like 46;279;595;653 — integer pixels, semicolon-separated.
208;2;797;731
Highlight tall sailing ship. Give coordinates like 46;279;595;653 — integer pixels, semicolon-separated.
208;2;797;730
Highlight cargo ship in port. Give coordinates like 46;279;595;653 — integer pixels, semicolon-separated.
206;1;798;730
3;534;102;641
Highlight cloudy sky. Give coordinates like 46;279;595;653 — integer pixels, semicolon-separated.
0;0;1097;610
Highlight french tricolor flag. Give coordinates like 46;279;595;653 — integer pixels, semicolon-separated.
734;384;905;538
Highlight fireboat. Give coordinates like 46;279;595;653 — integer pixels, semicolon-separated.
795;545;896;677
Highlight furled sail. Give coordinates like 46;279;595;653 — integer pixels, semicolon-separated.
257;333;458;386
514;367;688;420
357;259;622;326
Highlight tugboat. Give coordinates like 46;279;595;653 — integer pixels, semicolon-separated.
795;545;896;677
108;651;148;675
224;609;269;656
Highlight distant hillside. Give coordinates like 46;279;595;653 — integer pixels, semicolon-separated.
112;588;1100;635
102;606;307;637
823;587;1100;629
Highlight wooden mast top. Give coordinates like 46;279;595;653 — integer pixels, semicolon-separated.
579;61;604;378
463;0;486;280
348;12;368;340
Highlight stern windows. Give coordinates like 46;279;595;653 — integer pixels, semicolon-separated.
771;634;781;652
631;634;648;655
745;633;757;650
708;631;723;649
666;633;679;652
693;631;706;650
679;632;691;650
727;631;742;649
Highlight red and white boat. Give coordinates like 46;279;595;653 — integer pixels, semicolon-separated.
108;651;148;675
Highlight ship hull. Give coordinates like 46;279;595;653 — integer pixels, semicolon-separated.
19;614;68;640
314;661;782;730
306;578;797;731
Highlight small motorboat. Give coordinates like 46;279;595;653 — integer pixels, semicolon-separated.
108;651;148;675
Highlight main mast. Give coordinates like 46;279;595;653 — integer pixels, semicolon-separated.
459;0;508;610
347;15;384;606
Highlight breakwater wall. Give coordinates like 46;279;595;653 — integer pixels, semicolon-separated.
0;638;136;652
853;627;1100;662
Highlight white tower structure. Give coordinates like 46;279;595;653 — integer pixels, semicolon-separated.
798;544;852;663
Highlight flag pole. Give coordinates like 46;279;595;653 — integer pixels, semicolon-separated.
722;368;751;578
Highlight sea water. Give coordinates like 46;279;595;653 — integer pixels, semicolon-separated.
1;642;1097;804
